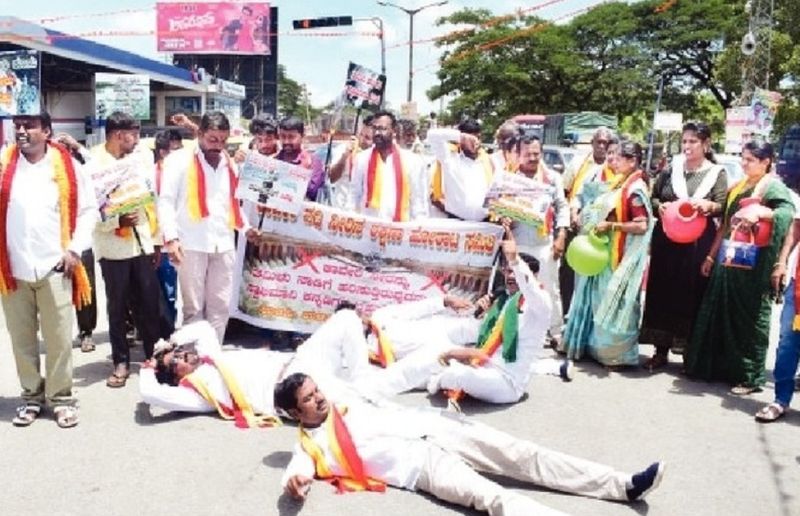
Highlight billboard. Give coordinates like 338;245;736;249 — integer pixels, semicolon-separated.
157;2;272;54
95;73;150;120
0;50;41;117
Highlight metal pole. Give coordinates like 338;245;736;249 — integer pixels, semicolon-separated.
645;75;664;177
407;12;414;102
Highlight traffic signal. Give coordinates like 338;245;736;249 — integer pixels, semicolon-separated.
292;16;353;30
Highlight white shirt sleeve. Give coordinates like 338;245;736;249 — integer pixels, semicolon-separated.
552;172;570;229
371;296;446;326
409;154;430;220
171;321;221;356
426;128;460;165
69;160;99;255
139;368;213;413
157;150;185;243
351;148;368;213
512;258;551;318
280;443;316;488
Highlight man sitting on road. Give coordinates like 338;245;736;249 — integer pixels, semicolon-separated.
276;372;666;516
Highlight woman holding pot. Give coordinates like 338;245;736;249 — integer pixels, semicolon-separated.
686;140;795;394
640;122;728;370
563;141;654;367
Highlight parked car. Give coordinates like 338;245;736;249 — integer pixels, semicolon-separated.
542;145;580;174
714;154;745;188
777;124;800;191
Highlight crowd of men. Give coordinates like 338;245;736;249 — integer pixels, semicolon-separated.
0;105;715;514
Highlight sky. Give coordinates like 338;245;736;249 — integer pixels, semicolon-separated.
4;0;605;115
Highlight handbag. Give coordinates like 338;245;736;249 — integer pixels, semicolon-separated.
717;224;759;270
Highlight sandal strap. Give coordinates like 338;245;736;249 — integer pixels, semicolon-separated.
15;403;41;417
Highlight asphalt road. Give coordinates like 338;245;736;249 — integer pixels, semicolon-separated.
0;272;798;516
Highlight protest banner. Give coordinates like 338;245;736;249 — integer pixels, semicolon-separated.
95;73;150;119
235;153;312;215
747;88;782;137
484;172;555;234
343;62;385;112
88;152;155;221
157;2;272;55
0;50;41;117
231;203;503;333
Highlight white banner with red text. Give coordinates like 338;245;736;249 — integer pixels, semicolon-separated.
230;202;503;333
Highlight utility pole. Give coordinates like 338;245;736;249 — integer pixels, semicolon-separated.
738;0;775;105
377;0;448;103
354;16;387;106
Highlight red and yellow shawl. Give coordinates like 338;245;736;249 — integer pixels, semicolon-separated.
0;143;92;308
365;145;410;222
186;153;244;229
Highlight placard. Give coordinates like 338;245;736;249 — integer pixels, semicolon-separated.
0;50;41;117
95;73;150;119
344;62;385;112
236;153;312;215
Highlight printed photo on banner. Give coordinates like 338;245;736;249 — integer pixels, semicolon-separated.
89;153;156;221
230;202;503;333
157;2;272;55
484;172;555;233
344;62;386;112
747;88;782;137
95;73;150;120
0;50;41;116
235;152;312;215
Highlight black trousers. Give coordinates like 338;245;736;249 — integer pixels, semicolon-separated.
75;249;97;336
99;254;161;366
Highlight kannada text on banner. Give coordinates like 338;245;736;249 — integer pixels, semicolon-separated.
235;152;312;215
484;172;555;231
231;203;503;333
95;73;150;120
89;152;155;221
157;2;272;54
0;50;41;116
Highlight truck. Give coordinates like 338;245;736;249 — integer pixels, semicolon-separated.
511;112;618;147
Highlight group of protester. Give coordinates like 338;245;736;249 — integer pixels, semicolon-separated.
2;101;799;514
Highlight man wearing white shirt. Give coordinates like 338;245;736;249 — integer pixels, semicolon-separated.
276;372;665;515
88;112;162;388
159;111;256;342
509;135;570;347
351;110;429;221
428;118;496;221
0;112;97;428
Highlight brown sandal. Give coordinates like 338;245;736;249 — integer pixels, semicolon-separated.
644;352;669;371
755;403;786;423
106;365;130;388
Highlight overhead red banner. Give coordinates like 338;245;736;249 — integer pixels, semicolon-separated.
156;2;271;54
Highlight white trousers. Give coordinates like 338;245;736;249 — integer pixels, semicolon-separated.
178;249;235;343
414;417;630;515
521;243;564;338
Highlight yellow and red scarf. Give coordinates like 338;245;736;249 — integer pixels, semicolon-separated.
430;146;494;204
187;153;244;229
0;143;92;309
367;322;396;368
568;154;618;202
180;356;281;429
299;405;386;494
609;170;645;270
366;145;410;222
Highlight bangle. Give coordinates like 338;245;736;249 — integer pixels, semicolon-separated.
704;256;714;264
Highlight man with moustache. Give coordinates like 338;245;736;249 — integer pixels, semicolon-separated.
351;110;428;221
234;114;280;164
159;111;257;342
0;111;97;427
87;111;163;388
508;135;569;349
275;116;325;201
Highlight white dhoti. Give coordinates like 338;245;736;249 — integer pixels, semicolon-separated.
520;242;564;339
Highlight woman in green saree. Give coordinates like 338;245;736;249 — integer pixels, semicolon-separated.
686;141;795;394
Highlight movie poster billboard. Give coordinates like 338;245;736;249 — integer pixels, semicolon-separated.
343;62;385;112
95;73;150;120
231;203;503;333
157;2;272;54
747;88;782;137
0;50;41;117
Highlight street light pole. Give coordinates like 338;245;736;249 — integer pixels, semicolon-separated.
377;0;448;103
354;17;386;78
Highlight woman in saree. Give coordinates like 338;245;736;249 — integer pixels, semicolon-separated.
640;122;728;370
686;140;795;394
563;141;654;367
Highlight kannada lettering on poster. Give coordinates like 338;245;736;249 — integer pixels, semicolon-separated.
231;202;503;333
95;73;151;120
343;62;385;112
0;50;41;116
484;172;555;232
88;153;156;221
235;153;312;215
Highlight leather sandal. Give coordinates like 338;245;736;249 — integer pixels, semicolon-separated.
644;352;669;371
54;406;79;429
12;403;42;427
106;364;130;388
731;384;762;396
755;403;786;423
